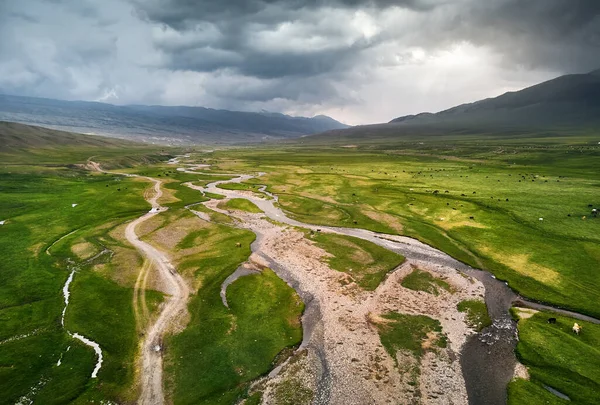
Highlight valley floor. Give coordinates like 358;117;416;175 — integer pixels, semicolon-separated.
2;137;599;405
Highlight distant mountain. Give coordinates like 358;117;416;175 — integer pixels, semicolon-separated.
0;121;140;152
299;69;600;146
0;95;349;144
390;69;600;128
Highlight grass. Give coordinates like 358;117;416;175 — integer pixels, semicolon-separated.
204;191;225;200
307;231;405;290
138;202;303;404
401;268;453;295
217;182;258;191
166;267;304;404
244;392;263;405
457;300;492;331
374;312;446;361
218;198;263;213
163;181;208;209
273;378;314;405
0;148;165;403
509;311;600;405
189;203;234;225
133;180;303;404
508;378;569;405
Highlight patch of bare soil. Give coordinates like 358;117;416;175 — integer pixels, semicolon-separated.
71;241;99;260
361;208;404;233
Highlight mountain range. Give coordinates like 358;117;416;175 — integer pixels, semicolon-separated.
390;69;600;128
2;68;599;146
301;68;600;144
0;94;348;144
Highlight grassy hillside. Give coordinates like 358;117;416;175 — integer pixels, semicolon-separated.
303;70;600;147
0;121;139;151
0;121;171;166
389;69;600;129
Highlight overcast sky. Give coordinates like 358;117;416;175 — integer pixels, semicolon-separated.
1;0;599;125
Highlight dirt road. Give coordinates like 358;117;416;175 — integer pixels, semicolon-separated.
125;179;190;405
89;161;190;404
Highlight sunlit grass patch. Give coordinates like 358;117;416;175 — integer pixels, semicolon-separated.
166;268;303;404
401;267;454;295
218;198;263;213
307;231;405;290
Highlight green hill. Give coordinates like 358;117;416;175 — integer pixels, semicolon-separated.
0;121;139;152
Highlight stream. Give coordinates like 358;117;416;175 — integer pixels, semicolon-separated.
60;269;104;378
192;171;598;405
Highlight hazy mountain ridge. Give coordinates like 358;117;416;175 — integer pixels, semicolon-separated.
0;121;141;152
0;94;348;144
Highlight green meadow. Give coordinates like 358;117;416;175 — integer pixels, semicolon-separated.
0;151;161;403
401;267;453;296
218;198;263;213
205;137;600;318
199;136;599;404
131;183;303;404
509;310;600;405
373;311;446;389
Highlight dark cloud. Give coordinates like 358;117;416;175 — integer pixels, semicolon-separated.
459;0;600;72
135;0;441;28
137;0;600;80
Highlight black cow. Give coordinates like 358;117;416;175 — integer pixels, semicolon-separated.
548;318;557;324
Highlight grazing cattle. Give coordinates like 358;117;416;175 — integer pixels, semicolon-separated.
547;318;557;324
573;323;582;335
235;242;241;248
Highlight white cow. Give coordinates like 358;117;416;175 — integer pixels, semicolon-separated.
573;323;582;335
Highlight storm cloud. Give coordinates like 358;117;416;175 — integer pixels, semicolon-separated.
1;0;599;124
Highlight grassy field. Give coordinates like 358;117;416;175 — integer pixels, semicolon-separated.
218;198;263;213
198;137;600;404
202;138;600;319
0;146;171;403
401;267;453;295
509;310;600;405
457;300;492;331
372;311;446;389
374;312;446;360
166;258;304;405
307;231;405;290
3;123;599;404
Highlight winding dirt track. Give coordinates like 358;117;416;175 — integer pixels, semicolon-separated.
89;161;190;405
